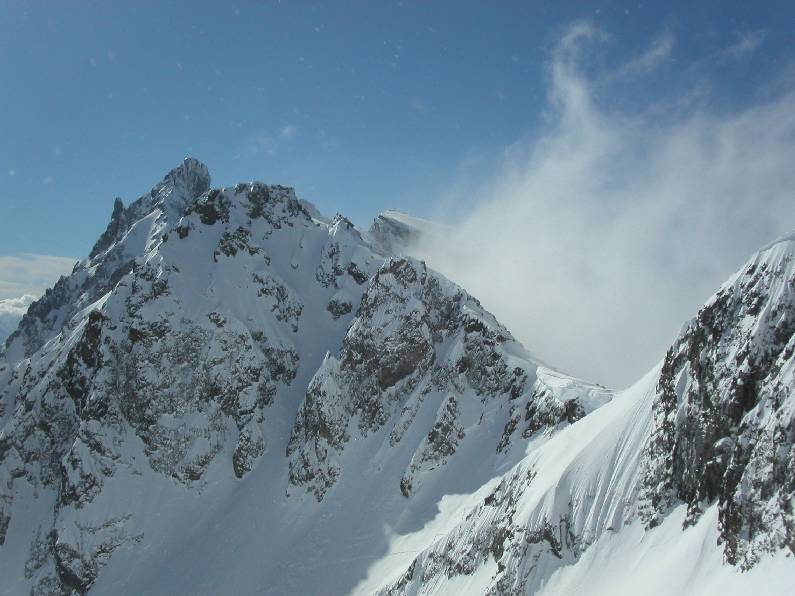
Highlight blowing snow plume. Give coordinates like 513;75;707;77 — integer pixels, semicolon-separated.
411;22;795;388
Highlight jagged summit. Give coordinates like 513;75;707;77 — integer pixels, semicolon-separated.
4;159;212;361
0;159;793;595
162;156;211;199
89;157;211;260
368;210;433;255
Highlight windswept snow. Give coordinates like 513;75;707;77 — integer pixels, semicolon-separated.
1;159;793;595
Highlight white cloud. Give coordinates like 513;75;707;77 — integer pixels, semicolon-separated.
412;23;795;389
280;124;298;140
0;294;36;311
611;31;674;79
0;253;77;300
723;30;766;60
239;133;277;158
0;294;36;343
239;124;298;159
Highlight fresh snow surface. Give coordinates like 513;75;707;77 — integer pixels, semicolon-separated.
73;363;791;596
110;236;795;594
356;363;795;595
542;505;793;596
1;160;793;595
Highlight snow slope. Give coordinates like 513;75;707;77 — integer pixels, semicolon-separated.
366;233;795;595
0;159;793;595
0;160;608;595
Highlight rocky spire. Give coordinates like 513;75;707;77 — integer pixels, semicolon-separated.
161;156;211;204
88;197;126;259
88;158;211;261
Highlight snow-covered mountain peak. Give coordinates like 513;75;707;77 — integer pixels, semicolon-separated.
326;213;363;243
369;229;795;594
149;156;211;221
161;156;211;200
86;157;210;261
3;159;214;361
0;159;793;594
368;210;439;255
757;229;795;253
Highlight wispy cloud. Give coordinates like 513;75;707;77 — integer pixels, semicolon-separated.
614;31;674;79
239;124;299;158
688;29;767;72
412;23;795;388
723;30;766;60
0;253;77;300
239;133;278;158
280;124;298;140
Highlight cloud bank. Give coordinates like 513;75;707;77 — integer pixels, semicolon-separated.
0;253;77;300
412;23;795;388
0;294;36;344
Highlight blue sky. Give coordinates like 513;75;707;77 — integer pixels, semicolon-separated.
2;1;795;385
1;0;792;259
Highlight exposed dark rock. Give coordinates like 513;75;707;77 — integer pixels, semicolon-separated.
326;299;352;319
639;248;795;567
89;198;127;259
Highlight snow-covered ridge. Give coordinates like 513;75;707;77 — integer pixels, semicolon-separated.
367;210;443;256
0;158;793;595
2;158;211;363
287;255;610;502
370;234;795;594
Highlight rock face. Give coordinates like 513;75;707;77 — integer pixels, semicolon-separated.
0;159;793;595
0;161;384;593
374;235;795;595
287;256;609;501
639;235;795;568
367;210;438;256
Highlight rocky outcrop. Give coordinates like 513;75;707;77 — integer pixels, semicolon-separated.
4;158;210;362
1;158;792;595
287;257;612;501
376;236;795;595
368;211;436;256
639;235;795;568
0;160;385;594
